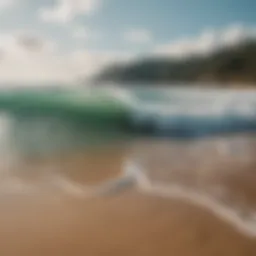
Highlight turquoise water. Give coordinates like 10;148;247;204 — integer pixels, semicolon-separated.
0;86;255;158
0;88;131;157
0;87;255;241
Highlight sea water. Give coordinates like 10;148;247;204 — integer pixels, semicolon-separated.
0;86;255;237
0;85;255;173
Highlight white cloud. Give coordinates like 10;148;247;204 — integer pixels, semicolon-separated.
124;28;152;44
0;30;56;57
72;26;91;39
0;31;134;85
72;25;101;41
40;0;100;24
154;24;256;59
69;50;134;81
0;24;255;86
0;31;67;85
221;24;256;46
0;0;14;10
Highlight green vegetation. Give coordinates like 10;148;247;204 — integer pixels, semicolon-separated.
95;40;256;87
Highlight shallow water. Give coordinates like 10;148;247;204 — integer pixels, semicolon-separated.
0;87;255;246
0;108;255;239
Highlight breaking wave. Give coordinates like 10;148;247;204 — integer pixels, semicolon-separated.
0;86;255;238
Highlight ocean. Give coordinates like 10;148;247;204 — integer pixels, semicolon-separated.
0;85;255;248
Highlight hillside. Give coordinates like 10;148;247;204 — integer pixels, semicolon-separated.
95;40;256;87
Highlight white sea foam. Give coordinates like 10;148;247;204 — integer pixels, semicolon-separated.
0;87;255;237
0;154;255;239
124;87;256;118
124;159;256;238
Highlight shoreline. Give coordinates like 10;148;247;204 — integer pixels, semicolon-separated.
0;190;255;256
0;134;255;254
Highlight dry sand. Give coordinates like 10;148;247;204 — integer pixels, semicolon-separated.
0;136;255;255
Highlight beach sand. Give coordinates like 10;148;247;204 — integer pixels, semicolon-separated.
0;191;255;256
0;136;255;255
9;145;129;186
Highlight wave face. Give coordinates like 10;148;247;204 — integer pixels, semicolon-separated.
0;87;133;158
0;86;255;150
0;86;255;236
0;86;256;156
0;86;255;239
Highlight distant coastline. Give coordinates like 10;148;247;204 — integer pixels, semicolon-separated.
94;40;256;87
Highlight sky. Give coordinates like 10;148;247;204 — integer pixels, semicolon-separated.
0;0;255;85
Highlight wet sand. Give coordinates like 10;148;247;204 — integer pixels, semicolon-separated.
14;145;128;186
0;191;255;256
0;136;255;255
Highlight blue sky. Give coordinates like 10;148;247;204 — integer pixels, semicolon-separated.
1;0;256;51
0;0;255;84
90;0;256;50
